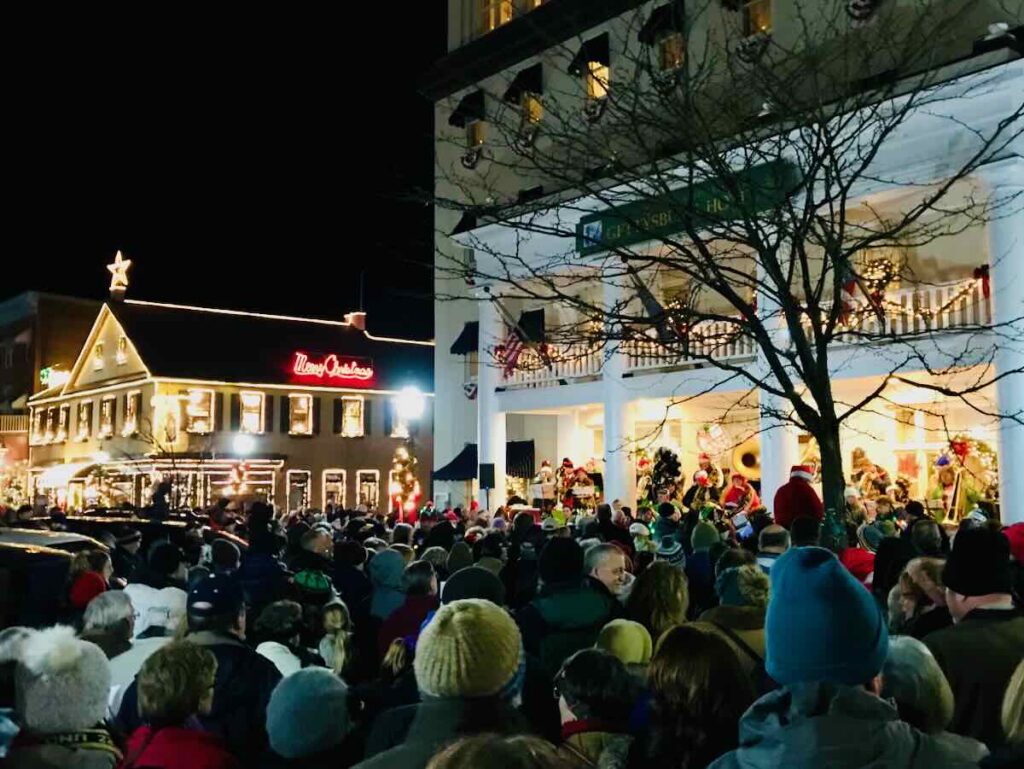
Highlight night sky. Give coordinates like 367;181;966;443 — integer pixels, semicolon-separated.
3;7;445;340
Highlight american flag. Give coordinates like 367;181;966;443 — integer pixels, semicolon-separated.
500;327;525;376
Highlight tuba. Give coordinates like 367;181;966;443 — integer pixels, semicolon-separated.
732;436;761;481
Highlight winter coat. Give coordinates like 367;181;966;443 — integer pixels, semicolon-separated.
333;563;372;611
116;630;281;765
236;552;289;610
256;641;303;677
357;697;530;769
118;725;241;769
559;721;632;769
6;727;121;769
906;605;952;640
651;513;682;545
699;605;767;687
367;551;405;621
685;551;717;618
107;636;172;716
924;607;1024;748
122;582;187;638
376;594;439;658
708;681;983;769
111;547;144;583
771;478;823;530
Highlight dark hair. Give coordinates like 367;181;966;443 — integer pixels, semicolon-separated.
427;735;572;769
555;648;637;721
657;502;676;518
402;560;436;597
69;549;111;581
790;516;822;547
714;547;756;578
910;519;942;556
254;600;303;643
634;624;756;769
392;523;414;546
474;531;505;562
512;512;535;536
904;500;925;519
210;539;240;570
596;504;613;523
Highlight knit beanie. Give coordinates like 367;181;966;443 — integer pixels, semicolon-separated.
716;565;770;608
149;541;183;577
856;522;885;553
414;599;521;698
539;538;583;585
69;571;107;610
442;566;506;606
766;547;888;686
0;625;110;733
943;528;1013;597
657;502;676;518
266;668;349;759
691;521;720;553
446;541;474;575
595;619;653;666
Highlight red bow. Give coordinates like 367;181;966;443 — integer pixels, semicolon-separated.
973;265;990;299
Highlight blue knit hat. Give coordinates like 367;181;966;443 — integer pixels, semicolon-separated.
266;668;349;759
766;547;888;686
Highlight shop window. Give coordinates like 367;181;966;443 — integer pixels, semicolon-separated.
341;396;364;437
659;31;686;71
186;389;215;434
56;404;70;443
587;62;610;100
92;342;104;371
99;396;115;438
77;401;93;441
122;391;141;437
240;391;265;434
116;335;129;365
323;469;346;508
742;0;771;36
357;469;381;510
289;394;314;435
467;120;486;148
478;0;512;36
287;469;312;510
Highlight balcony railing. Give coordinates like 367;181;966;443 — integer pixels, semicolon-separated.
502;342;602;387
626;319;759;373
0;414;29;433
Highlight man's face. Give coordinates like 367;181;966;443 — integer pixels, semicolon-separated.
122;540;141;555
591;552;628;595
612;499;622;513
314;533;334;559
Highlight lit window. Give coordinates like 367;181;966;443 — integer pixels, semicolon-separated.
41;407;56;444
586;61;610;100
31;408;44;445
289;393;313;435
341;396;365;437
357;469;380;510
116;335;129;365
122;391;141;437
56;405;70;443
323;469;346;508
287;469;312;510
743;0;771;36
240;391;265;434
522;93;543;124
186;389;215;434
92;342;104;371
77;401;93;441
99;396;115;438
390;403;410;439
479;0;512;35
659;31;686;71
467;120;486;148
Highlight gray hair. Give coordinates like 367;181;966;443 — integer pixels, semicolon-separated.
881;636;954;734
584;543;623;575
83;590;134;632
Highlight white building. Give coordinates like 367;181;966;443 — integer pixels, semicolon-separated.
426;1;1024;523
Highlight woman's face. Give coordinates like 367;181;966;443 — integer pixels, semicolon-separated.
899;590;918;619
102;558;114;582
732;478;744;489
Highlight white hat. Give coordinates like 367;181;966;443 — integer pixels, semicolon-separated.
629;522;651;537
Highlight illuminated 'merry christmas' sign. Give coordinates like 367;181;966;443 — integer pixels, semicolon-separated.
291;352;374;383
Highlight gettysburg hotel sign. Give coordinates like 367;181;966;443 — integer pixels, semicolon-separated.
290;351;375;386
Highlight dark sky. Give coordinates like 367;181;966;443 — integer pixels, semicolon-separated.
4;7;445;340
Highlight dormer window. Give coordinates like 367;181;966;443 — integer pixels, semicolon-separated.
92;342;104;371
116;335;129;365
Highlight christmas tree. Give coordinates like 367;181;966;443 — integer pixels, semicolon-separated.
650;447;682;501
389;445;422;518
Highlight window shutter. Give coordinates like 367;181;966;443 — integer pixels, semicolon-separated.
230;394;241;431
264;395;274;433
215;393;225;432
312;397;322;435
280;396;289;433
384;399;393;437
333;398;343;434
112;397;119;434
364;399;373;437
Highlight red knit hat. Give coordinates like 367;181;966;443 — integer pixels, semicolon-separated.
790;465;815;482
1000;522;1024;564
69;571;107;609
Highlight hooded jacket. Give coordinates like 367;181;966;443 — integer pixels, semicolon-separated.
367;551;406;621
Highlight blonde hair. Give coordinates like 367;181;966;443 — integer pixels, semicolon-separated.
380;637;410;680
391;544;415;565
626;561;690;641
1004;659;1024;745
322;601;354;676
138;641;217;723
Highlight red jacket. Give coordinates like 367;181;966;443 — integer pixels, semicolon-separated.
840;547;876;588
118;725;241;769
377;594;439;657
772;478;824;529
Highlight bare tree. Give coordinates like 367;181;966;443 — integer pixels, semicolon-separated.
433;0;1024;515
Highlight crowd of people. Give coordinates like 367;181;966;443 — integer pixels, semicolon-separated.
0;465;1022;768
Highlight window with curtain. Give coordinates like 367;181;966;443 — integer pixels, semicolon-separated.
341;396;364;437
289;393;314;435
186;389;215;434
240;391;265;434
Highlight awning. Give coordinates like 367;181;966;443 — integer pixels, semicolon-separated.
34;461;98;488
569;33;610;76
448;90;486;127
517;309;545;343
449;321;479;355
432;439;536;481
639;2;686;44
503;63;544;104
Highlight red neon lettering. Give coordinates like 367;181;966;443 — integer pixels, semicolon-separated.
292;352;374;381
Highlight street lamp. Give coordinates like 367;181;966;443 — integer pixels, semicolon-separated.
232;434;256;456
394;386;426;421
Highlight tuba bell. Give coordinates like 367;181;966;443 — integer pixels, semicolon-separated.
732;436;761;481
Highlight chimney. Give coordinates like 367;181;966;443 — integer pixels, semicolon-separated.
344;311;367;331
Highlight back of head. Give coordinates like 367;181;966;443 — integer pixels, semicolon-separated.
148;541;183;578
910;519;942;556
402;560;436;597
766;547;887;686
596;503;613;523
513;511;535;537
421;546;450;573
555;648;636;722
758;524;790;554
392;522;414;546
442;566;506;606
187;573;245;634
943;527;1013;601
881;636;954;734
584;542;622;575
426;735;571;769
539;537;584;586
82;589;134;634
715;565;770;609
595;619;653;668
267;668;350;759
210;538;241;571
254;600;303;644
714;547;756;578
691;521;720;553
657;502;676;519
789;516;821;547
626;560;690;641
138;641;217;724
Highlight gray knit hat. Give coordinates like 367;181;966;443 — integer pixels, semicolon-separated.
266;668;350;759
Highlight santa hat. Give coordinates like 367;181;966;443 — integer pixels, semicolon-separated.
790;465;815;482
695;470;710;487
731;472;747;483
698;452;711;462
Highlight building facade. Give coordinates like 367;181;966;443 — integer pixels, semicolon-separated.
27;298;433;513
426;1;1024;523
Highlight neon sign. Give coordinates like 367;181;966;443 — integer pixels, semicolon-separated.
291;352;374;383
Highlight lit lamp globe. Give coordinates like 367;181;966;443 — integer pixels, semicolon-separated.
394;386;426;421
233;434;256;456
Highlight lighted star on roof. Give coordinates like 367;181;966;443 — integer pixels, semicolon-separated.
107;251;132;294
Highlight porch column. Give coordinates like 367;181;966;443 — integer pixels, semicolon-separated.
477;292;507;510
981;159;1024;524
602;277;637;507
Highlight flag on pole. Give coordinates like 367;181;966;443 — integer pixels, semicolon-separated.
500;327;525;376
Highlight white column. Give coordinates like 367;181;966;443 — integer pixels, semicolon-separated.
602;277;637;507
477;293;507;510
982;159;1024;525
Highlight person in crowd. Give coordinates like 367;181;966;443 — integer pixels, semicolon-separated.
124;542;188;639
68;549;113;613
265;668;359;768
358;599;530;769
236;527;290;614
378;561;440;657
445;541;474;576
755;525;789;574
254;600;309;676
291;528;334;584
924;528;1024;748
880;636;988;762
981;659;1024;768
594;503;633;554
112;529;144;583
655;535;686;568
517;538;621;680
713;547;756;577
771;465;823;529
896;557;952;639
585;543;629;600
320;596;355;678
626;560;690;643
367;549;406;622
722;473;761;514
420;546;450;581
595;618;653;681
699;565;769;690
119;641;240;769
686;521;720;619
352;637;420;730
788;515;821;547
391;522;413;547
441;564;507;606
210;539;241;575
391;543;416;565
116;573;282;765
630;623;755;769
630;522;655;554
709;546;987;768
554;648;638;768
425;735;573;769
652;501;683;545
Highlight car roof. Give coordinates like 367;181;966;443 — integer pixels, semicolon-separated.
0;527;108;552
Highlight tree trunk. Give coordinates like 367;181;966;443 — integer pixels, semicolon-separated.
817;418;847;518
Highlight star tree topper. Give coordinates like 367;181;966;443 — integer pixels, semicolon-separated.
107;250;132;298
